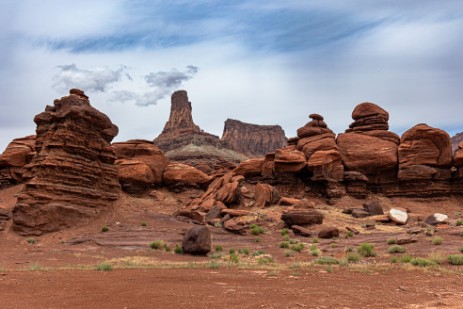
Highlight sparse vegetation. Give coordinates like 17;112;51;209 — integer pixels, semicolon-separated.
410;257;435;267
210;252;222;259
390;256;398;263
150;240;165;250
27;238;37;245
140;221;147;227
345;231;354;238
346;253;361;263
312;237;319;244
214;222;222;228
315;256;340;265
238;248;249;256
279;241;290;249
400;255;412;263
208;261;220;269
311;248;321;257
252;250;265;257
28;263;45;271
459;247;463;253
174;244;184;255
96;263;113;271
290;243;304;253
215;245;223;252
281;228;289;236
254;237;261;243
427;251;446;265
431;236;443;245
282;234;290;241
456;219;463;226
250;224;264;235
289;238;299;245
284;250;294;257
101;225;109;233
229;253;239;263
357;243;375;257
228;249;235;255
388;245;405;254
447;254;463;265
386;238;397;245
257;255;274;265
460;231;463;237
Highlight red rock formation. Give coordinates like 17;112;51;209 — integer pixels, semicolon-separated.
337;102;399;194
163;163;211;187
12;89;120;235
221;119;287;157
0;135;36;185
112;140;168;193
451;132;463;153
154;91;247;173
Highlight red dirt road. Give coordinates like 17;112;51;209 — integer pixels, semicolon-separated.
1;268;462;309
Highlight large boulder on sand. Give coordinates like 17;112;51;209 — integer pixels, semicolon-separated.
163;163;210;186
182;226;211;255
281;210;323;227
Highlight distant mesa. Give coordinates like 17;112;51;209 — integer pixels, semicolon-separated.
153;90;287;174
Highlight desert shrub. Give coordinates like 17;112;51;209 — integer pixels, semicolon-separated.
387;238;397;245
250;224;264;235
27;238;37;245
284;250;294;257
410;257;435;267
281;228;289;236
460;231;463;237
357;243;375;257
390;257;398;263
315;256;340;265
252;250;265;257
214;222;222;228
279;241;290;249
96;263;112;271
163;243;171;252
344;246;354;253
431;236;443;245
346;253;361;262
238;248;249;256
229;253;239;263
208;261;220;269
456;219;463;226
400;255;412;263
101;225;109;233
257;256;274;265
447;254;463;265
290;243;305;253
345;231;354;238
174;244;184;255
289;238;299;245
311;249;321;257
140;221;147;227
459;247;463;253
228;249;235;255
388;245;405;254
312;237;319;243
150;240;165;250
215;245;223;252
254;237;261;243
428;251;446;265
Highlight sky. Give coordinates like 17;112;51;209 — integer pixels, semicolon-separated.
1;0;463;151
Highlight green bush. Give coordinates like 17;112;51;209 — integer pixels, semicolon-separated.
96;263;112;271
257;256;274;265
400;255;412;263
315;256;340;265
312;237;319;244
250;224;264;235
238;248;249;256
252;250;265;257
346;253;361;262
290;243;305;253
386;238;397;245
357;243;375;257
174;244;184;255
311;249;321;257
345;231;354;238
410;257;435;267
279;241;290;249
390;256;398;263
388;245;406;254
284;250;294;257
229;248;235;255
215;245;223;252
447;254;463;265
150;240;165;250
229;253;239;263
210;252;222;259
456;219;463;226
459;247;463;253
27;238;37;245
101;225;109;233
460;231;463;237
281;228;289;236
208;261;220;269
254;237;261;243
431;236;443;245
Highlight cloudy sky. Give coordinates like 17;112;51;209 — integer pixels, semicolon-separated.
1;0;463;151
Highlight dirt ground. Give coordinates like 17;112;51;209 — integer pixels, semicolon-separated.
1;185;463;308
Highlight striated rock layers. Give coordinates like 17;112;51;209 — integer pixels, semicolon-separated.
12;89;120;235
0;135;36;186
221;119;287;157
451;132;463;153
154;90;282;174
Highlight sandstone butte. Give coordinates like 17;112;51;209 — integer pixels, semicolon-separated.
1;90;463;236
153;90;287;174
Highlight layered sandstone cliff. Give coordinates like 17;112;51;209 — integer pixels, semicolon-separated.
12;89;120;235
0;135;36;185
451;132;463;153
221;119;287;157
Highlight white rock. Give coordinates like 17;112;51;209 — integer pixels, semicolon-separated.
388;208;408;225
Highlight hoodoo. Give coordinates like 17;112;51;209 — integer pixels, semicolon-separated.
12;89;120;235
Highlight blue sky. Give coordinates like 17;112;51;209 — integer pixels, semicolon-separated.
1;0;463;150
